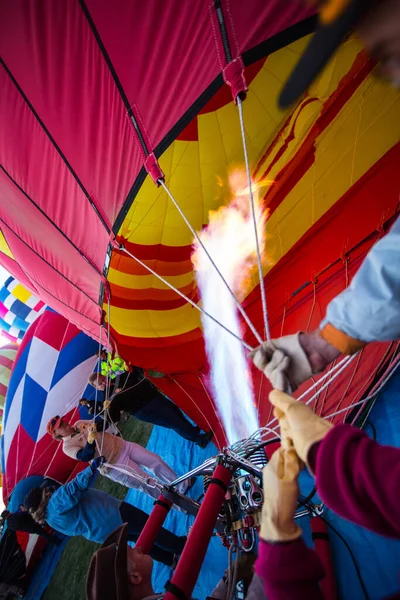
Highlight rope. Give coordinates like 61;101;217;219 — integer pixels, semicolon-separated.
100;460;162;490
175;376;224;449
99;298;113;455
120;244;253;351
264;355;355;431
237;97;270;341
324;360;399;421
159;179;263;346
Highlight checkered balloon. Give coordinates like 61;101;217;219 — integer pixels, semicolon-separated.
0;276;46;343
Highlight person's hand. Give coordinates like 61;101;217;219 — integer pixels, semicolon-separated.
88;423;98;445
357;0;400;87
103;399;111;409
270;390;333;469
260;447;302;542
250;333;313;393
251;331;340;393
90;455;106;472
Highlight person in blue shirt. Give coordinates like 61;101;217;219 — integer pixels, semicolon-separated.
23;456;186;567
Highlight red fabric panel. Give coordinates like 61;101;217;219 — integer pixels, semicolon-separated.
0;222;104;343
0;181;100;312
261;52;374;215
310;517;338;600
0;67;108;274
0;1;140;228
3;409;85;502
244;143;400;341
0;354;14;370
229;0;314;55
0;252;41;299
121;146;400;444
82;0;313;151
149;373;227;449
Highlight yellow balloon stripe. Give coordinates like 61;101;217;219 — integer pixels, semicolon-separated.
0;230;13;260
110;302;201;339
110;35;400;343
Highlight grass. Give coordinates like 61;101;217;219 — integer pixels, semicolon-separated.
41;417;153;600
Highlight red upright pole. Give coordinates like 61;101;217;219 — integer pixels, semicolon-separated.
136;495;172;554
310;516;338;600
164;462;233;600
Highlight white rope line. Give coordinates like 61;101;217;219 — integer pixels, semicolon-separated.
120;244;253;351
299;355;355;403
159;179;263;345
262;355;356;433
101;460;162;490
325;355;400;422
173;376;223;449
237;97;270;341
100;297;114;456
93;324;103;419
24;323;72;483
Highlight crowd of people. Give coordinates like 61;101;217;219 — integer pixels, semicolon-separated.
2;0;400;598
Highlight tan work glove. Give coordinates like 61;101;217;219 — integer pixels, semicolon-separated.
260;447;302;543
87;423;98;445
270;390;333;470
103;399;111;410
251;333;312;393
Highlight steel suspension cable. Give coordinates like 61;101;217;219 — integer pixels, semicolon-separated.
119;244;253;351
237;96;270;341
158;179;263;345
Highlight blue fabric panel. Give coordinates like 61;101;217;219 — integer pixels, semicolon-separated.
125;426;228;599
11;313;29;331
8;475;45;512
51;333;97;388
0;287;10;304
3;339;31;429
20;374;48;441
25;538;68;600
11;299;31;320
1;436;4;474
0;318;11;333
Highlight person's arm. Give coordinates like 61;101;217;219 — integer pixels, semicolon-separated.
256;447;324;600
7;512;51;538
76;440;96;462
320;216;400;353
58;465;96;507
311;424;400;538
255;539;324;600
252;218;400;392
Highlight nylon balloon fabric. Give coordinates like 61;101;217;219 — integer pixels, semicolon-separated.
0;276;45;343
0;343;18;423
0;2;399;449
1;309;98;503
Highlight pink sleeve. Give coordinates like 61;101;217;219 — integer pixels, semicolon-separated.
315;424;400;538
255;539;324;600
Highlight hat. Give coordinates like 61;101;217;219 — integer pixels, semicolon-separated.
279;0;372;108
46;415;62;436
24;487;43;512
86;523;129;600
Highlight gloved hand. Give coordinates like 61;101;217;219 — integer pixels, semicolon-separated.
103;399;111;410
87;423;98;445
250;333;313;393
270;390;333;470
260;447;302;543
90;455;106;472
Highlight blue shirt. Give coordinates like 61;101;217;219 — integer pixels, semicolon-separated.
321;216;400;343
45;466;123;544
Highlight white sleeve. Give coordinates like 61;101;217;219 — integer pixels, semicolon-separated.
321;217;400;343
